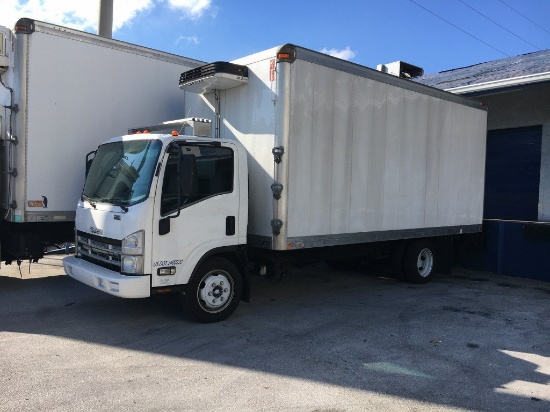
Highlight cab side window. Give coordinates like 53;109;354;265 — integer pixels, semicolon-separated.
161;145;233;216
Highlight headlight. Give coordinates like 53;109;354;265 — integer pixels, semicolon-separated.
122;255;144;274
121;230;145;275
122;230;144;255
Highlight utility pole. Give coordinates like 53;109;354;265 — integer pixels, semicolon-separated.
98;0;113;38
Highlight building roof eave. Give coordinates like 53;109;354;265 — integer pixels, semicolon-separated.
446;71;550;96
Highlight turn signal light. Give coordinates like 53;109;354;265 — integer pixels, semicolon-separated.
158;267;176;276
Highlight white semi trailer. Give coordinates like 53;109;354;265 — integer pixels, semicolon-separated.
0;18;203;264
63;44;488;322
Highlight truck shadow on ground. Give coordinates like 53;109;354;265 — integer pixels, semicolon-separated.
1;264;549;411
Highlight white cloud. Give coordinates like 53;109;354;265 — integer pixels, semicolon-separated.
113;0;155;31
320;46;356;61
167;0;211;19
0;0;211;33
0;0;97;31
175;35;199;45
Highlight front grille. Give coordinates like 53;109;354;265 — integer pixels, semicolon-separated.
77;232;122;271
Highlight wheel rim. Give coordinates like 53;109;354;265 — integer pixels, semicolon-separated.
416;248;434;277
197;270;234;313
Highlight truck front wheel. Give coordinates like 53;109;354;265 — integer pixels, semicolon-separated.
181;257;243;323
403;239;435;284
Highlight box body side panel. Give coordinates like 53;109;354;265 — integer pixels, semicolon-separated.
285;59;487;241
19;30;199;220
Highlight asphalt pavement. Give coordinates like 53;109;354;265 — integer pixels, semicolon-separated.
1;255;549;411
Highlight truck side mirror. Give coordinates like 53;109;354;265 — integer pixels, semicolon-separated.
159;217;170;235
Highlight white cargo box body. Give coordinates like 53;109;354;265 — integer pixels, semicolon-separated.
1;19;203;224
186;45;487;251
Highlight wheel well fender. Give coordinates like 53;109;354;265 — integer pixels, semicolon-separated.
189;246;250;303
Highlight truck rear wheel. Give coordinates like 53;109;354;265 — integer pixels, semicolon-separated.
403;239;435;284
181;257;243;323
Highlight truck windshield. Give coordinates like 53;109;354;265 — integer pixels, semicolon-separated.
82;139;162;207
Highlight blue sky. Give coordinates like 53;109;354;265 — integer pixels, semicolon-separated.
1;0;550;73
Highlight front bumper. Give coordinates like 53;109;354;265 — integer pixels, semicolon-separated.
63;256;150;298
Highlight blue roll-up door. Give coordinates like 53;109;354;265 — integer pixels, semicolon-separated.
484;125;542;221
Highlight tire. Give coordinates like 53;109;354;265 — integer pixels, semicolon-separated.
403;239;435;284
181;257;243;323
326;257;362;271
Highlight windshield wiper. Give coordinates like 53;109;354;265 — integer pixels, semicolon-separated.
112;199;129;213
81;194;97;209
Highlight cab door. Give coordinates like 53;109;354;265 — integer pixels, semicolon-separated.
151;142;240;288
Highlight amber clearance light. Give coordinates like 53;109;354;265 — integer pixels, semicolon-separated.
277;52;291;60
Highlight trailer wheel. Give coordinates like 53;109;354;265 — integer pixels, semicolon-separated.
181;257;243;323
403;240;435;284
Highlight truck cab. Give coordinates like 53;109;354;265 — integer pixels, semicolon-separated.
63;123;249;323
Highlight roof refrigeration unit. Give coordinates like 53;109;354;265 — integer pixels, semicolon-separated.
179;62;248;94
377;61;424;79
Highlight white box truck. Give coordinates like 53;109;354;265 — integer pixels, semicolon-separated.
0;18;204;264
63;44;488;322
